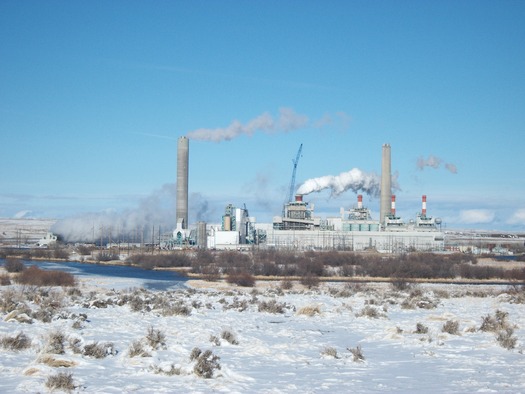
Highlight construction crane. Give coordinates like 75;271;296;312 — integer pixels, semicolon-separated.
285;143;303;206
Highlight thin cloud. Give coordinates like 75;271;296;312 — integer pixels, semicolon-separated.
417;155;458;174
459;209;495;224
507;208;525;225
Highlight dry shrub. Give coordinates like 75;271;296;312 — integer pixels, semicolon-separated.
209;335;221;346
45;371;75;392
15;266;75;287
226;271;255;287
280;279;293;290
496;328;518;350
0;273;11;285
297;305;321;316
39;355;77;368
151;363;182;376
0;288;24;313
442;320;460;335
300;274;320;289
321;346;339;358
347;345;365;362
414;323;429;334
480;310;510;332
357;305;383;319
161;301;191;316
128;340;150;358
257;299;285;314
83;342;115;358
146;327;166;350
0;332;31;351
4;258;25;273
46;330;66;354
193;349;221;378
221;330;239;345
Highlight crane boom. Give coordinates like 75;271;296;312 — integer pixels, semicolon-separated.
287;143;303;203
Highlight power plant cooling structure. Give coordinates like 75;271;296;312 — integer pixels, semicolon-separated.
380;143;392;226
176;136;189;229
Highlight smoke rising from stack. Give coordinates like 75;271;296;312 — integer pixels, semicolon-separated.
296;168;381;197
417;155;458;174
186;107;309;142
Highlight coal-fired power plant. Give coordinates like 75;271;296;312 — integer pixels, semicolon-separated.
173;141;445;253
176;136;189;230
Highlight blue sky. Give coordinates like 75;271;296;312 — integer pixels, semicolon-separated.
1;0;525;233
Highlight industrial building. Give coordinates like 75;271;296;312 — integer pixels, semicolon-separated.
174;137;445;253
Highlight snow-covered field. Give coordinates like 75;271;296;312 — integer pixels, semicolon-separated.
1;269;525;393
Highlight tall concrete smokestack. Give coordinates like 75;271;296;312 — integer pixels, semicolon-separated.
422;195;427;217
357;194;363;209
380;144;392;225
176;136;189;229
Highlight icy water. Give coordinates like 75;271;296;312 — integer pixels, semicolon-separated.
0;259;187;290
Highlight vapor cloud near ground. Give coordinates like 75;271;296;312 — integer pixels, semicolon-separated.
52;184;177;243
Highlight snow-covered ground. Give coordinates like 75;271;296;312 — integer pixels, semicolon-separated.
1;268;524;393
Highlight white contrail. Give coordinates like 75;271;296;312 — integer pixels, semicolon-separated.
296;168;381;197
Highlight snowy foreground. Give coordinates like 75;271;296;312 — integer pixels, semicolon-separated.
1;271;525;393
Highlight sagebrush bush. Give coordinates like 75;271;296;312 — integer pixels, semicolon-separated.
442;320;460;335
496;328;518;350
45;371;75;392
0;332;31;351
257;299;285;314
226;271;255;287
414;323;429;334
347;345;365;362
128;340;150;358
357;305;383;319
221;330;239;345
15;265;75;287
300;274;320;289
193;349;221;379
321;346;338;358
280;279;293;290
480;310;509;332
151;363;182;376
146;327;166;350
46;330;66;354
4;258;25;273
161;301;191;316
83;342;115;358
297;305;321;316
0;273;11;285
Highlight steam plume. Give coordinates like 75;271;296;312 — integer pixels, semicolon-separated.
186;107;309;142
296;168;381;197
417;155;458;174
52;184;177;243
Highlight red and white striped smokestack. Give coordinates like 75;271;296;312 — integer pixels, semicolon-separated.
422;195;427;216
391;195;396;216
357;194;363;209
295;194;303;202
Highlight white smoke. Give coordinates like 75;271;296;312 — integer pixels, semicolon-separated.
52;184;177;243
296;168;381;197
186;107;309;142
417;155;458;174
